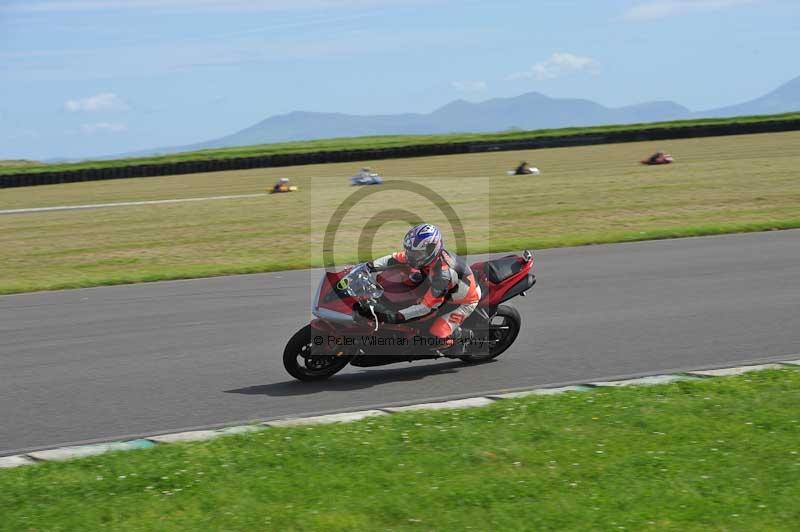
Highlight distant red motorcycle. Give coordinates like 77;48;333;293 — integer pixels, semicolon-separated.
283;251;536;380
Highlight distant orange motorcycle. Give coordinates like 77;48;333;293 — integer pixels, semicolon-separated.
270;178;298;193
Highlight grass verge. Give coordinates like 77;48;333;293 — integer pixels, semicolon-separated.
1;219;798;295
2;368;799;531
2;111;799;176
1;131;798;294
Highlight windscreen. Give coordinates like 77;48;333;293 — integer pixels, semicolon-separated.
341;263;384;300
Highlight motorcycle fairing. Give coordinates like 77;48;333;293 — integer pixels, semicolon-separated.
313;251;535;327
470;253;535;308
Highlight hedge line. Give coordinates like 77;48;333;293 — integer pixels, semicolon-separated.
3;118;799;188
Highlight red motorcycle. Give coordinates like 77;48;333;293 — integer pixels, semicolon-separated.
283;251;536;380
641;152;674;165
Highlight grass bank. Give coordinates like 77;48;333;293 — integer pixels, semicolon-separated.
2;112;799;176
1;219;798;295
2;368;799;531
1;131;799;294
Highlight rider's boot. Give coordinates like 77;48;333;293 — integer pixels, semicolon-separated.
454;327;475;354
433;327;474;357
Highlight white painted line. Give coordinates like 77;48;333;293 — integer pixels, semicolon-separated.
488;385;591;399
265;410;387;427
28;440;151;462
148;430;222;444
780;359;800;366
384;397;494;413
687;363;785;378
0;455;35;468
591;374;695;387
0;193;267;216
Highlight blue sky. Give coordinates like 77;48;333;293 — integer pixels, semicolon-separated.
1;0;798;160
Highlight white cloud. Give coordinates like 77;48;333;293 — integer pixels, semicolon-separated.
623;0;754;21
451;80;487;93
65;93;129;112
507;52;598;81
80;122;127;134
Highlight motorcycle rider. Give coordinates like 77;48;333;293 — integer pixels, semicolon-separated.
272;177;292;193
514;161;532;175
361;224;481;348
351;167;383;186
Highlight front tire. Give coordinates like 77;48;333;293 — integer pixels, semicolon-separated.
283;326;350;381
460;304;521;364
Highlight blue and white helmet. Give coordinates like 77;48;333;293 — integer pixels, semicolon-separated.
403;223;443;268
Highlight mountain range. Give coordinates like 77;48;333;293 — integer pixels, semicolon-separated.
120;75;800;158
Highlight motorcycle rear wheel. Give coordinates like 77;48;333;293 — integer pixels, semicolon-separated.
283;326;350;381
460;304;521;364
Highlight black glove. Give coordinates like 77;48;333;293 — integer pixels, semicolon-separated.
373;301;403;324
355;300;374;319
355;300;403;324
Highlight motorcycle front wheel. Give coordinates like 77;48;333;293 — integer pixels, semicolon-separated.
283;325;351;381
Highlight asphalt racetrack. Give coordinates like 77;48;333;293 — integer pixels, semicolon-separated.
2;230;798;456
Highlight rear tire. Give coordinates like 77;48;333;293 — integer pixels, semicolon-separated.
460;304;521;364
283;326;350;381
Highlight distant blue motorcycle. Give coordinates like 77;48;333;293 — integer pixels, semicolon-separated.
351;167;383;186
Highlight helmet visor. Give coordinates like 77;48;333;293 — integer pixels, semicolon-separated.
406;245;434;267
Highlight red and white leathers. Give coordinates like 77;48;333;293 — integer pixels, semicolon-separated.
372;248;481;339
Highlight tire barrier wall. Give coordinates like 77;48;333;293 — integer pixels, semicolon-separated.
3;118;800;189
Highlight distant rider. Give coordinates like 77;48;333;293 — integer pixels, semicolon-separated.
360;224;481;347
272;177;291;193
514;161;532;175
351;167;383;185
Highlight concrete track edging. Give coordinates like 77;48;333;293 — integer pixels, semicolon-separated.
1;359;798;469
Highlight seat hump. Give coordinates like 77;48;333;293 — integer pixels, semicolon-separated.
484;256;523;284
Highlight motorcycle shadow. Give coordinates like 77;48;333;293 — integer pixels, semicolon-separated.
225;360;479;397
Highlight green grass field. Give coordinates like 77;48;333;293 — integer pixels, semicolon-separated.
1;130;799;294
1;112;799;176
2;369;798;531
